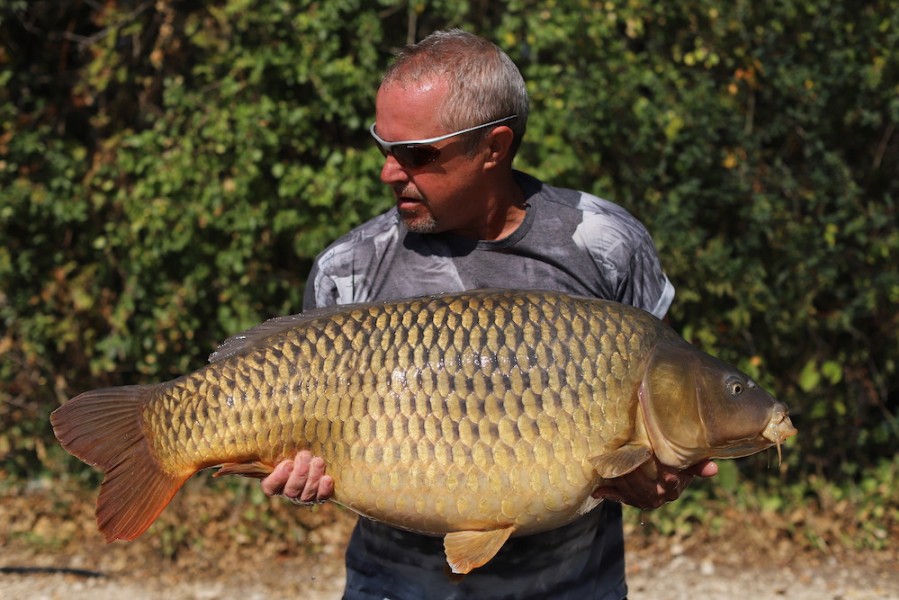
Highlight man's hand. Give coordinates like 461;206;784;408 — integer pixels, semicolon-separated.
592;459;718;510
261;450;334;505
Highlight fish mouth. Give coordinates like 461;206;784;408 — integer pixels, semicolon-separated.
761;409;798;465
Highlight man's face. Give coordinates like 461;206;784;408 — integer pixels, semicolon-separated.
373;79;489;236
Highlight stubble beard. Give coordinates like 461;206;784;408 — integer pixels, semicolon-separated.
400;210;438;234
395;185;438;234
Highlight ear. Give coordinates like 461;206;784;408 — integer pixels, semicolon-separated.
483;126;516;170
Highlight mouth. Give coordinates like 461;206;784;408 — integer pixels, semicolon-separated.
761;410;798;465
397;196;424;211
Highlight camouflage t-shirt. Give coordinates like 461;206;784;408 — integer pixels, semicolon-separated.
302;171;674;600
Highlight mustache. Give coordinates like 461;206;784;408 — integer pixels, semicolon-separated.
392;184;424;201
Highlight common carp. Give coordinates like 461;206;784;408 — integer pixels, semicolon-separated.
51;289;796;574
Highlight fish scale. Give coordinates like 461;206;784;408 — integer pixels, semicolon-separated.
148;291;654;533
51;288;796;575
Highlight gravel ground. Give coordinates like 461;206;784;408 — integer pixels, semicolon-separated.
3;543;898;600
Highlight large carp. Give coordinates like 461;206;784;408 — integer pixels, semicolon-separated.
52;289;796;574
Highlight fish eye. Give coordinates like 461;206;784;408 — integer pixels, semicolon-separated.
726;376;745;397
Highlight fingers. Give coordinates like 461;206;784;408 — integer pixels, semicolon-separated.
317;471;335;499
659;470;690;504
261;459;294;496
593;469;667;509
687;459;719;478
260;450;334;505
656;460;715;502
286;452;326;502
592;459;718;510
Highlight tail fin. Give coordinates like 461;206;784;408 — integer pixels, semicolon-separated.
50;385;191;542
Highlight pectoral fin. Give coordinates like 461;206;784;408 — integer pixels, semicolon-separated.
213;461;276;479
443;526;516;574
590;444;653;478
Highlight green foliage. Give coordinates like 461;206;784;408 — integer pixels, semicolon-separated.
628;454;899;554
1;0;897;494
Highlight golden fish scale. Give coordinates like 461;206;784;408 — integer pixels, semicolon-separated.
141;291;668;536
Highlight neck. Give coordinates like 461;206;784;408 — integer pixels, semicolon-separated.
453;170;527;241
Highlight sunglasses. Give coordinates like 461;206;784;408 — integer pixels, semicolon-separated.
369;115;518;169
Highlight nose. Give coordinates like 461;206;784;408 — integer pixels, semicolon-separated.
380;154;409;185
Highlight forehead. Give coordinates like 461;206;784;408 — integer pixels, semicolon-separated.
374;78;451;141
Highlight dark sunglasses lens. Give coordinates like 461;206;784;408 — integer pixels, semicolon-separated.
393;145;440;168
373;139;441;168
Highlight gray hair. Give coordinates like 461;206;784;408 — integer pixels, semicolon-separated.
381;29;529;158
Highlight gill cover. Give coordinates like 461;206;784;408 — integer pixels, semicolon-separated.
639;339;782;467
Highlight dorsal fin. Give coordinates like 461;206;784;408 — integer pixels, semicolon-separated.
208;305;362;363
208;289;570;363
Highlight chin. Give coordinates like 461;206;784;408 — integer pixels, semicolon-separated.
400;211;439;234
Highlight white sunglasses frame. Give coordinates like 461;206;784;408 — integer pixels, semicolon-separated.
369;115;518;165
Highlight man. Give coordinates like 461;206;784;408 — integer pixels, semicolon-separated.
262;29;716;600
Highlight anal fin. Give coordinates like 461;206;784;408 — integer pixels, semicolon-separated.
443;525;515;575
213;461;276;479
